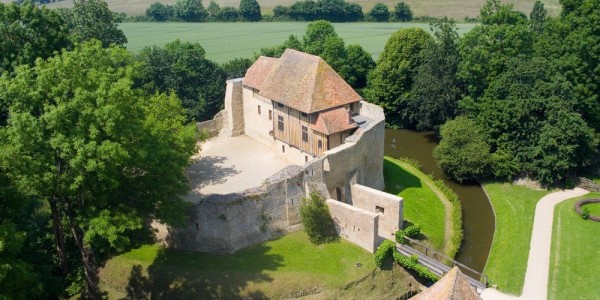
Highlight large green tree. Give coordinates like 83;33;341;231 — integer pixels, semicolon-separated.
239;0;261;21
174;0;207;22
0;41;196;298
0;1;71;73
367;3;390;22
433;116;491;182
137;40;227;122
365;27;433;127
63;0;127;47
410;19;464;131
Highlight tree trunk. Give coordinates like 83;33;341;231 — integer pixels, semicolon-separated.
49;197;69;275
71;224;101;300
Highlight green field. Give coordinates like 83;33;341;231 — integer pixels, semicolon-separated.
549;193;600;300
44;0;561;20
483;183;550;295
119;22;478;63
383;156;446;252
99;231;415;298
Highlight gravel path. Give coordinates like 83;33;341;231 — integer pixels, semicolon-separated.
481;188;589;300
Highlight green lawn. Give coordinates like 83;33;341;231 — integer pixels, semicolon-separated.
118;22;477;63
383;156;446;251
549;192;600;300
99;231;414;299
482;183;550;295
583;202;600;215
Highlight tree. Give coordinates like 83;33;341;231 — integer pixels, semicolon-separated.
137;40;227;122
368;3;390;22
239;0;261;21
365;28;433;127
65;0;127;47
321;36;352;80
221;57;253;79
218;7;239;21
410;18;463;131
206;0;220;20
299;192;337;244
394;2;412;22
529;0;547;32
174;0;207;22
345;44;375;88
480;0;527;25
0;41;196;298
0;2;72;73
146;2;173;21
433;116;491;182
303;20;338;55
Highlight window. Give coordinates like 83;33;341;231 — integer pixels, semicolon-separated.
302;126;308;143
350;102;355;111
301;112;308;118
277;103;284;108
305;156;308;162
268;110;272;120
318;140;322;149
282;145;285;153
278;115;284;131
336;188;342;202
258;105;261;115
376;206;385;215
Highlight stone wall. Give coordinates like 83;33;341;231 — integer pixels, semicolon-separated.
222;79;245;137
326;199;379;253
575;177;600;192
351;184;403;243
196;110;225;138
165;166;305;253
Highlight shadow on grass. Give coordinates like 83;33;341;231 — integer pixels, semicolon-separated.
383;159;422;195
122;244;283;299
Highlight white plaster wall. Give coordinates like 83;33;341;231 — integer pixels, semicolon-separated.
351;184;403;242
274;139;316;166
326;199;378;253
242;86;275;146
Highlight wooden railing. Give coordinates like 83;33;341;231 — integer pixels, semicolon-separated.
402;236;488;286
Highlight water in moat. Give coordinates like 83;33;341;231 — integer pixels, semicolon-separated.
384;128;495;273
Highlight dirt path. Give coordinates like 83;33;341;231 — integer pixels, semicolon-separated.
481;188;589;300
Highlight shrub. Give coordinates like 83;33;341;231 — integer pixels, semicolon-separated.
394;230;405;244
300;192;337;244
375;239;395;268
404;224;421;238
393;251;439;282
582;207;590;220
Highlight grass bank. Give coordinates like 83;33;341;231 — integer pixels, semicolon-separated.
117;22;477;62
482;183;549;295
548;192;600;300
99;231;414;298
383;156;461;257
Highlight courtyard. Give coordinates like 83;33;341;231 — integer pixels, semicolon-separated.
185;135;293;200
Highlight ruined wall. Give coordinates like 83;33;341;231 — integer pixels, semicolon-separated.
351;184;403;242
166;166;305;253
196;110;225;138
222;79;245;137
326;199;378;253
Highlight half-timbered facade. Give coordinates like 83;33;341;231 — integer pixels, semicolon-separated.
242;49;361;161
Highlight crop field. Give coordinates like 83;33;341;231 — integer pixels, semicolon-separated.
44;0;561;19
120;22;477;63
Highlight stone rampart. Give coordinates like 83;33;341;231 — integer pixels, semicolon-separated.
196;110;225;138
351;184;403;243
326;199;378;253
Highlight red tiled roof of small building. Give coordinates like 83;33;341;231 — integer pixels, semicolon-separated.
243;49;362;114
411;267;481;300
311;106;358;135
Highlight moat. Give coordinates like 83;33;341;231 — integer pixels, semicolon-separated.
384;129;495;273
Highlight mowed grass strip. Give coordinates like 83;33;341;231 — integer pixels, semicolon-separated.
549;192;600;300
100;231;377;299
383;156;445;251
482;183;550;295
118;22;477;63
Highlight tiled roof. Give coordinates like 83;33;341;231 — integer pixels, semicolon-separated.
243;56;278;91
411;267;481;300
311;106;357;135
243;49;362;113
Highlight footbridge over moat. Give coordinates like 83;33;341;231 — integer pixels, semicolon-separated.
396;237;488;293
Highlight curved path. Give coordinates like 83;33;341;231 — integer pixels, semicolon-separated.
481;188;589;300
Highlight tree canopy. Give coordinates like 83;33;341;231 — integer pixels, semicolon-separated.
63;0;127;47
239;0;261;21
